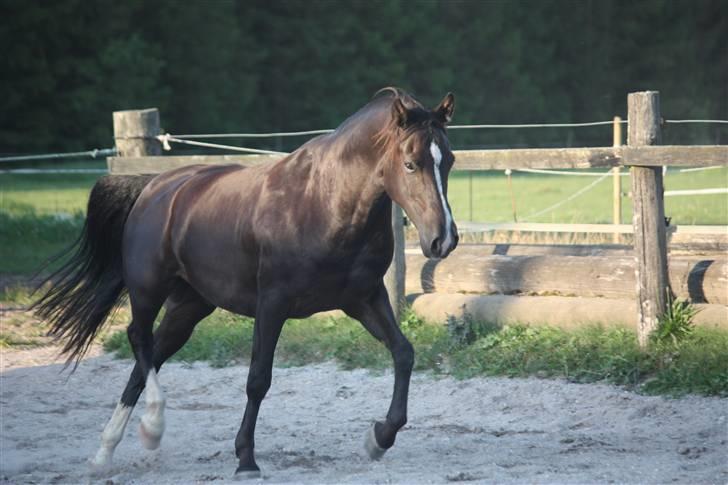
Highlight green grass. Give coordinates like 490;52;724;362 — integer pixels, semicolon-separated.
1;163;726;275
448;167;728;224
0;167;101;216
102;309;728;397
0;212;83;274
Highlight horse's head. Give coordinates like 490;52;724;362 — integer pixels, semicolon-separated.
377;90;458;259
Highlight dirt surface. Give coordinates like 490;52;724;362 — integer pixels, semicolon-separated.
1;345;727;484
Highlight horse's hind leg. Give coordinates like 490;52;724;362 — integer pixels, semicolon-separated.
91;283;214;469
345;283;414;460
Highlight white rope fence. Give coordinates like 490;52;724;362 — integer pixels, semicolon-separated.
664;119;728;124
0;168;107;174
520;171;613;221
167;118;726;140
0;147;116;163
156;134;287;156
156;118;727;165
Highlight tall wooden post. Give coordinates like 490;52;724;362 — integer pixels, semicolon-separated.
612;116;622;243
385;203;406;320
628;91;669;347
113;108;162;158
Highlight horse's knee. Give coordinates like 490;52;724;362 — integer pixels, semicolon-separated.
393;339;414;373
246;367;272;401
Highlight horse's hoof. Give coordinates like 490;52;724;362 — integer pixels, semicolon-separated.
139;421;162;450
90;447;111;468
364;424;387;460
233;466;262;480
88;453;113;477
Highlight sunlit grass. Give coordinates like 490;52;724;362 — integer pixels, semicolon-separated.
448;167;728;224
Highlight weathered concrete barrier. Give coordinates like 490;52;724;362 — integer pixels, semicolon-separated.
409;294;728;330
406;247;728;305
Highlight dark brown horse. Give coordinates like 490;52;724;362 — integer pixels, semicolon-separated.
33;88;458;477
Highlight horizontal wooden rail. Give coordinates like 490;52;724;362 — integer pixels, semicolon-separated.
453;145;728;170
107;154;279;174
106;145;727;174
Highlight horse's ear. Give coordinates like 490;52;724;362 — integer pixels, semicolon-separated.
434;92;455;124
392;97;410;127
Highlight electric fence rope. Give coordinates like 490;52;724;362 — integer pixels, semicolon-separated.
156;134;287;156
0;148;116;163
1;119;724;172
168;118;726;140
519;170;613;222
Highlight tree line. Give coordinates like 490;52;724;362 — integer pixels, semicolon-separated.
1;0;726;155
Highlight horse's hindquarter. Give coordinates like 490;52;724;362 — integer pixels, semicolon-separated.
123;164;262;314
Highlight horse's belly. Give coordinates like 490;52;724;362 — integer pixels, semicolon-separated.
284;257;387;318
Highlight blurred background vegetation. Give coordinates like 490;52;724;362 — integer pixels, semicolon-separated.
1;0;726;154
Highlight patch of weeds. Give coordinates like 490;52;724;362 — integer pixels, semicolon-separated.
445;308;499;349
0;285;34;305
450;324;649;386
652;296;698;347
642;328;728;396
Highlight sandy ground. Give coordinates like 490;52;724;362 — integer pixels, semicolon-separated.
1;345;727;485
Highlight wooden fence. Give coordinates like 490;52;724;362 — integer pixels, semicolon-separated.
108;91;728;347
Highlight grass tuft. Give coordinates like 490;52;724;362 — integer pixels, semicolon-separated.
652;296;698;347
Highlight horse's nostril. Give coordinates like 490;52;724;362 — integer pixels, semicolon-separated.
430;237;442;256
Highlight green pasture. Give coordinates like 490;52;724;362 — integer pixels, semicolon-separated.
1;162;726;274
448;168;728;224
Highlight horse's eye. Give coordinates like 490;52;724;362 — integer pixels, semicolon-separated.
404;161;416;173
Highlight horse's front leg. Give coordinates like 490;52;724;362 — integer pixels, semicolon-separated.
345;283;415;460
234;296;287;478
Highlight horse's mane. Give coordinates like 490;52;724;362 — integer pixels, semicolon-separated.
299;87;441;164
371;87;441;162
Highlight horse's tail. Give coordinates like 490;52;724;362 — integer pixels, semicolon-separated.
32;174;154;364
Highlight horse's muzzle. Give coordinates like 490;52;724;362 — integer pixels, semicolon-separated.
421;222;458;259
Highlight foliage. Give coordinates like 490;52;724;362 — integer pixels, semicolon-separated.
652;295;698;347
102;309;728;397
0;0;726;155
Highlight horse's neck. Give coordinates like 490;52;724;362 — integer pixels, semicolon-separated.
267;102;394;240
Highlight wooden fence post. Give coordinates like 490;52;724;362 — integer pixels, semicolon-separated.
612;116;622;243
385;203;406;320
113;108;162;158
628;91;669;347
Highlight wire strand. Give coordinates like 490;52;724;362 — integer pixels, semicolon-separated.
0;148;116;163
158;135;288;156
174;129;335;139
449;120;624;129
167;118;726;140
664;119;728;124
520;171;612;221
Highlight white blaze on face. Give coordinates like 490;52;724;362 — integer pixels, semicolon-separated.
429;141;454;252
